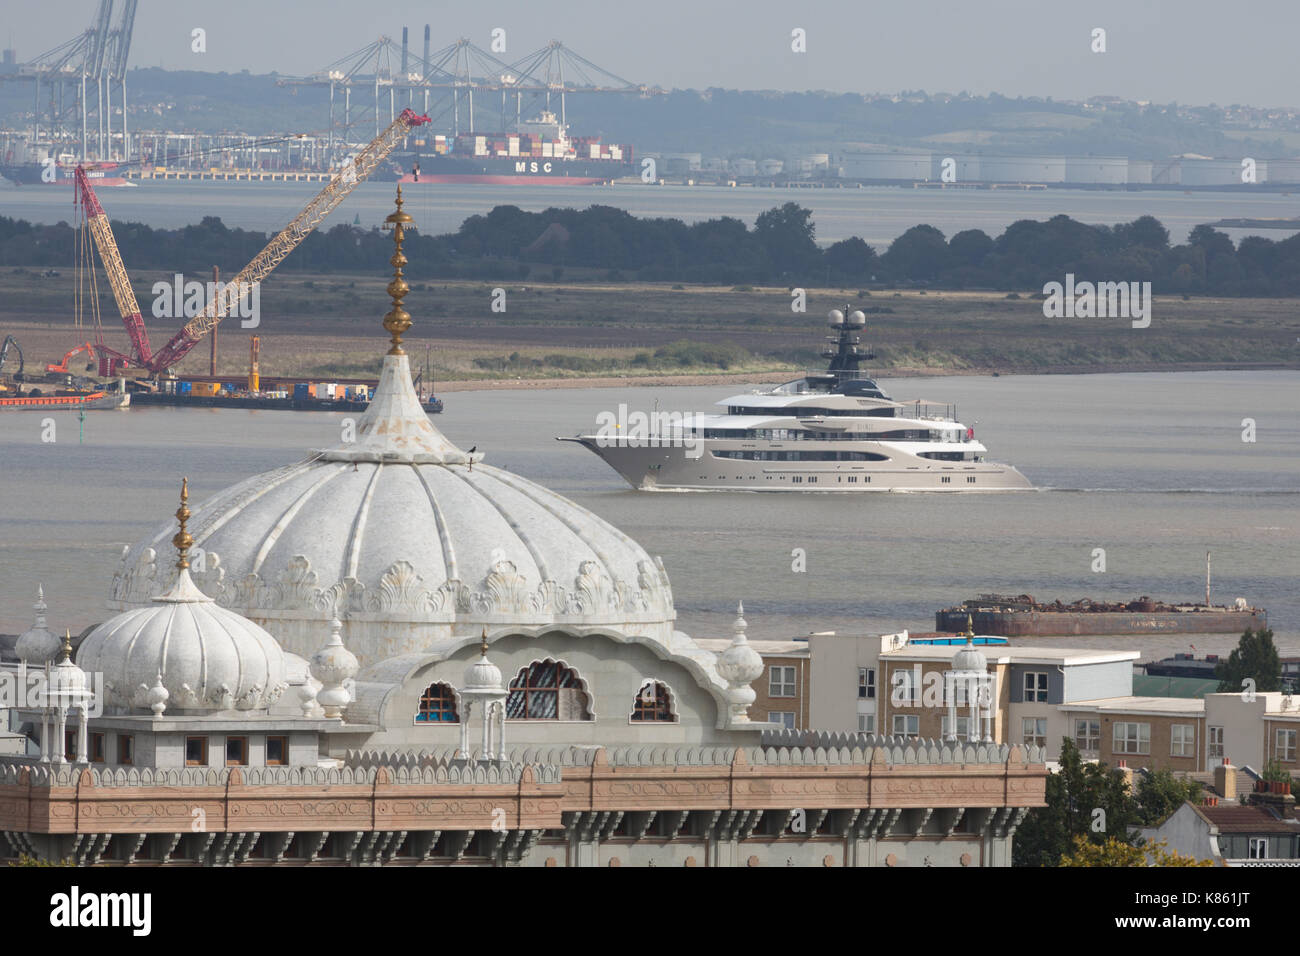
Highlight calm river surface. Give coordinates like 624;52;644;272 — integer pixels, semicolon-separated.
1;369;1296;661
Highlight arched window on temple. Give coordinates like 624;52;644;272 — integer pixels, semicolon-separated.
415;682;459;723
630;680;677;722
506;660;592;720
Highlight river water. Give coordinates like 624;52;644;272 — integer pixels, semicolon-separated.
3;179;1299;248
1;369;1296;661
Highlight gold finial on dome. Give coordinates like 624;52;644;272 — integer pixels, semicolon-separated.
173;477;193;572
381;186;415;355
480;626;489;657
965;613;975;643
60;629;73;663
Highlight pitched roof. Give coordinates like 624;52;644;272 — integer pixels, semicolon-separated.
1195;804;1300;834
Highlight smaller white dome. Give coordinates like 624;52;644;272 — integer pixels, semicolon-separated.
16;585;60;665
952;641;987;672
78;568;288;713
48;634;90;708
951;615;986;672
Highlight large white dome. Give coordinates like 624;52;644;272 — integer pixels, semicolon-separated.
83;568;288;713
110;354;676;666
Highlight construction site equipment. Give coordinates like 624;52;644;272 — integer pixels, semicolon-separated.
0;335;23;380
68;108;429;377
248;335;260;392
45;341;100;375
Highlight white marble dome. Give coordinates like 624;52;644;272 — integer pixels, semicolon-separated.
109;353;676;667
952;642;988;673
83;567;288;713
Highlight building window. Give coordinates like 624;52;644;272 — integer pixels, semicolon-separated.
1113;722;1151;755
89;732;105;764
1249;837;1269;860
1277;728;1297;762
858;668;875;699
507;660;592;720
1022;717;1047;748
415;682;459;723
630;682;676;722
1171;724;1196;757
768;711;796;730
892;714;919;737
942;715;973;741
1208;726;1224;759
940;476;951;484
769;666;797;698
266;736;288;766
226;736;248;767
117;735;134;766
64;730;76;762
1024;671;1048;703
1075;719;1100;752
185;736;208;767
857;714;875;733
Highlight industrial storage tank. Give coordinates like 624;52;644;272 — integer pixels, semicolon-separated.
1126;160;1153;185
757;158;785;175
1264;159;1300;184
1064;156;1128;185
840;150;933;181
731;158;758;176
927;154;981;182
980;155;1066;183
1180;158;1262;186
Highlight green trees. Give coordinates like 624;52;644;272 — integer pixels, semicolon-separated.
1059;836;1212;867
1014;740;1202;867
1215;627;1281;693
5;204;1300;293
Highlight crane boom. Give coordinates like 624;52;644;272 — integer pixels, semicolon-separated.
74;164;152;369
147;108;430;372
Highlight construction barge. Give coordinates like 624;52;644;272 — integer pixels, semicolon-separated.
936;594;1267;637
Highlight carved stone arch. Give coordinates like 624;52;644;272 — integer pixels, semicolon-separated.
629;678;680;723
506;657;594;721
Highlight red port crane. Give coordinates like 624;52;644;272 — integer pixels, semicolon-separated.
72;108;430;377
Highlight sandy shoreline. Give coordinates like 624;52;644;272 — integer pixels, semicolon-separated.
432;361;1293;392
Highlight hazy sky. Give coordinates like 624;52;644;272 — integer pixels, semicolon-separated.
9;0;1297;107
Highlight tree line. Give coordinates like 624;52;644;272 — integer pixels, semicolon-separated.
2;202;1299;295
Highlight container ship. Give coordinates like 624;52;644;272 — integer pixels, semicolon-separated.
387;112;633;186
935;594;1266;637
0;149;129;187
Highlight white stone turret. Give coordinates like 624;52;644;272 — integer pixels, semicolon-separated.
310;618;360;719
459;629;508;759
16;584;60;666
715;602;765;724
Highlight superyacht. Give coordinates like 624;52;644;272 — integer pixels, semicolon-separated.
561;309;1032;492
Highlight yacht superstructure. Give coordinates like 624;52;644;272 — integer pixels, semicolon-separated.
561;309;1032;492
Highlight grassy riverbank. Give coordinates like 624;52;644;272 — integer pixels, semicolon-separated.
3;269;1296;384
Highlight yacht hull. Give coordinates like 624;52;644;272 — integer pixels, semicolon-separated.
563;438;1033;492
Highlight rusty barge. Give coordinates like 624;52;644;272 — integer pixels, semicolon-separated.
936;594;1267;637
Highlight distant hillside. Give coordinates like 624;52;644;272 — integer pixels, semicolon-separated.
0;68;1292;162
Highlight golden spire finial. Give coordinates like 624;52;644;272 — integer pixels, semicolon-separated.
60;629;73;663
172;477;193;572
965;614;975;643
381;186;415;355
480;626;489;657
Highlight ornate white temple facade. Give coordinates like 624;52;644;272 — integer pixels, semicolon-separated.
0;191;1046;866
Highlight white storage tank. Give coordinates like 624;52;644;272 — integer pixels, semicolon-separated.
1065;156;1129;184
980;155;1066;183
1180;158;1262;186
840;150;933;181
